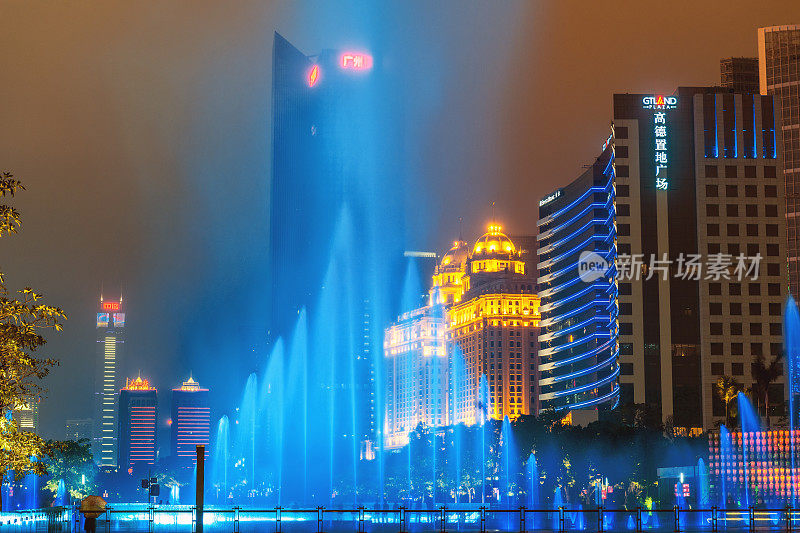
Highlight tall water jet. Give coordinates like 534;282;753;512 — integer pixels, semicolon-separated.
527;454;539;508
785;296;800;505
553;486;564;530
260;339;284;503
719;425;732;507
500;417;518;508
236;373;258;488
211;416;229;502
738;392;761;507
478;375;491;504
697;458;710;522
55;479;66;507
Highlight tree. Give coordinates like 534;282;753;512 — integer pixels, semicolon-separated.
0;172;66;485
715;376;743;427
44;439;97;501
750;352;784;425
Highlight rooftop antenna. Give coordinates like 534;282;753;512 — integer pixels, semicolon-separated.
100;282;104;303
491;201;496;226
458;217;463;242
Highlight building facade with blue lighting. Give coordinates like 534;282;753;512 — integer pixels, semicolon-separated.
537;138;619;417
613;88;786;433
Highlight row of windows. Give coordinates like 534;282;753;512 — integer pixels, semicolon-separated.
709;302;782;315
706;184;778;197
709;361;783;376
707;282;782;296
706;223;780;237
618;341;781;358
705;165;778;179
709;322;781;335
704;204;779;217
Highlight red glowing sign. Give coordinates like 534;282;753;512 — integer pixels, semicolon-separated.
341;53;372;70
102;301;120;311
308;64;319;87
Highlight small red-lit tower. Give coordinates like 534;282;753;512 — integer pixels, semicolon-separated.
170;376;210;468
118;376;157;472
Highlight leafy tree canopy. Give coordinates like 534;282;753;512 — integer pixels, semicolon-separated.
1;172;66;482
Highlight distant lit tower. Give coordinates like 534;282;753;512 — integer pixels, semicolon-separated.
170;376;210;468
118;376;157;472
93;294;124;468
12;400;39;433
759;25;800;296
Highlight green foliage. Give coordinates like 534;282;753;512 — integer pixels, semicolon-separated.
715;376;744;427
44;439;98;499
0;172;66;482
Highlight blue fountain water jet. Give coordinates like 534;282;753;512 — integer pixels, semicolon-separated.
500;417;518;509
55;479;66;507
719;425;732;507
697;458;710;525
290;311;309;503
785;296;800;505
698;458;709;507
527;453;539;508
478;375;490;504
553;486;563;530
260;339;284;503
738;392;761;507
236;373;258;488
211;416;229;502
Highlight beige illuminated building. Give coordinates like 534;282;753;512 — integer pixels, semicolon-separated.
383;224;540;448
383;304;448;449
446;225;540;424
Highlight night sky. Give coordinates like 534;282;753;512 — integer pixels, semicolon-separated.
0;0;796;439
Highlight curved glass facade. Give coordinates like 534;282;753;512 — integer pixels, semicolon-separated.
537;139;619;412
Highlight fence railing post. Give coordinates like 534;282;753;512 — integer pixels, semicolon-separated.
276;506;282;533
786;506;791;533
749;507;755;533
674;506;679;533
712;506;717;532
398;506;405;533
480;506;486;533
316;506;323;533
559;506;565;533
520;506;526;533
636;507;642;533
598;506;604;533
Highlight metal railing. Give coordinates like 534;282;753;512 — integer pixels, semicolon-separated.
7;505;800;533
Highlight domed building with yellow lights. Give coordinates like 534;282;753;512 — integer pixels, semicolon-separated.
384;223;540;448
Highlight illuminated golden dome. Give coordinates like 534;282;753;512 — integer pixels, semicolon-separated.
439;240;469;269
472;224;516;256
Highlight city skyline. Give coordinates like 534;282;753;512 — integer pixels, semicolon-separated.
0;2;797;439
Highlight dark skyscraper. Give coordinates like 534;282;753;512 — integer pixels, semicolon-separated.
537;139;619;418
93;294;124;468
170;377;210;469
759;25;800;297
267;33;403;488
117;376;157;472
612;88;786;432
720;57;759;94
